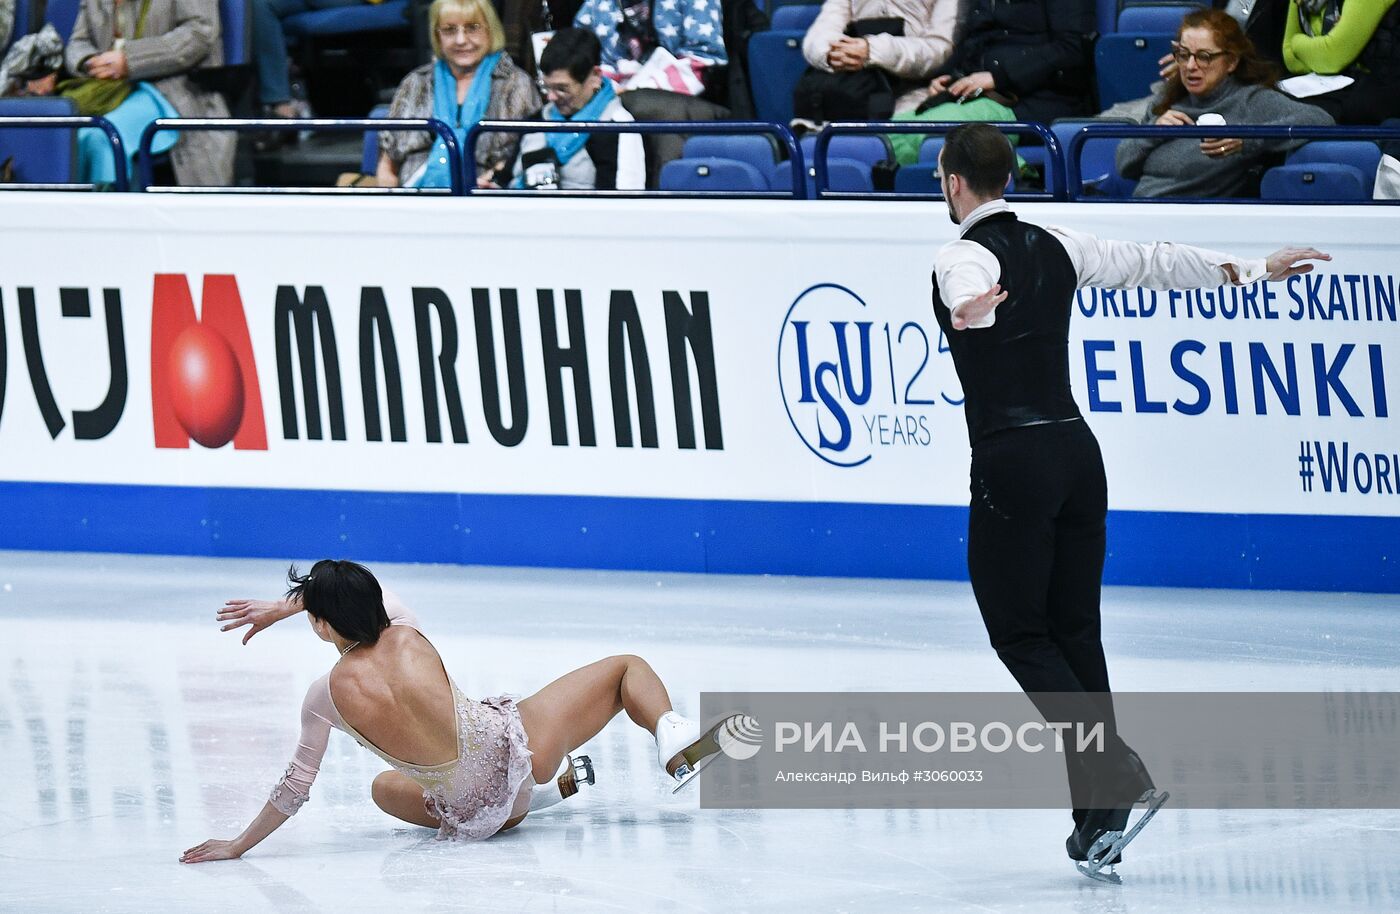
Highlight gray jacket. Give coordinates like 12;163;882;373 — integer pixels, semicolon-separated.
1116;77;1334;199
65;0;234;186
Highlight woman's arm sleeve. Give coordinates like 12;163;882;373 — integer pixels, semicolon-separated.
268;679;335;816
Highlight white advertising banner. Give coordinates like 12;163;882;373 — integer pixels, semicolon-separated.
1;194;1394;522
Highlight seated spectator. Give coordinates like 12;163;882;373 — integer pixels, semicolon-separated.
65;0;234;185
377;0;540;189
250;0;353;119
921;0;1096;125
513;28;645;190
794;0;956;122
574;0;727;89
1117;9;1334;198
1283;0;1400;123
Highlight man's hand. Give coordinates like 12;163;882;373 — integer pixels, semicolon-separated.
85;50;129;80
180;838;245;864
1264;247;1331;281
948;71;995;100
218;598;293;645
951;283;1007;330
827;37;870;72
928;74;952;94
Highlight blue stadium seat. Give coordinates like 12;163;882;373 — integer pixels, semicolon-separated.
1117;3;1199;32
917;136;944;164
683;134;780;174
1287;140;1382;196
769;157;873;195
1095;32;1174;108
748;30;808;125
45;0;82;43
0;97;78;183
660;157;771;192
221;0;251;65
283;0;409;37
1052;120;1138;197
362;103;391;175
1260;163;1369;201
770;4;819;30
801;134;892;168
894;164;939;194
7;0;32;49
1097;0;1119;35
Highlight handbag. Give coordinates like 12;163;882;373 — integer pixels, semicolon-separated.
792;17;904;121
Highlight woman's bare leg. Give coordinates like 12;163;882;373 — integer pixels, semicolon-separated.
517;654;674;785
371;770;440;828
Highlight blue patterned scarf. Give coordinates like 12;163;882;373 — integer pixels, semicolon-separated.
410;52;501;189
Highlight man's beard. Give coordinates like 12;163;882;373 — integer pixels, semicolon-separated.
946;200;961;225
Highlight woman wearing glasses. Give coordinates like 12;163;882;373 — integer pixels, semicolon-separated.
1116;8;1332;199
377;0;540;189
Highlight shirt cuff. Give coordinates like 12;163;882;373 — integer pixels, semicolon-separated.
1228;257;1269;285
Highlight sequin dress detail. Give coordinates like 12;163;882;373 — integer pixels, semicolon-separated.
267;596;534;841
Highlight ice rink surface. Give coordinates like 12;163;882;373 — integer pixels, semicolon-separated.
2;550;1398;913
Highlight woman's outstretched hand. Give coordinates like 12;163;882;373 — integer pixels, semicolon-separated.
218;598;294;645
180;838;244;864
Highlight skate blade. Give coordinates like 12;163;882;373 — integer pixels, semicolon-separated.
1075;789;1170;884
671;751;722;793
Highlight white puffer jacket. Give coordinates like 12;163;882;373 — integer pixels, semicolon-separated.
801;0;957;81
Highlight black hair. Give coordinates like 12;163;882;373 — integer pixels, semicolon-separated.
539;27;602;83
940;123;1015;198
286;559;390;645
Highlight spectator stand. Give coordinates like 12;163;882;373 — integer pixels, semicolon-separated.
0;110;126;190
463;119;807;198
189;0;256;111
283;0;430;118
810;121;1068;201
135;116;463;193
1064;123;1400;204
747;24;808;125
1095;31;1175;108
1115;3;1201;32
43;0;80;42
6;0;33;50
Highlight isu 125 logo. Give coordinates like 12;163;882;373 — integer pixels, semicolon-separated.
777;284;960;468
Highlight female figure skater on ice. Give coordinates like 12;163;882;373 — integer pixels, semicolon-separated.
181;559;721;862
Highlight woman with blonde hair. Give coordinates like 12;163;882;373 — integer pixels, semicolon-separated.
378;0;540;188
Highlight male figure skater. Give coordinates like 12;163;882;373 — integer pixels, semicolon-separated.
931;123;1328;881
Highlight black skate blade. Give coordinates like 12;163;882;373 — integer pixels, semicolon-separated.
1074;789;1170;884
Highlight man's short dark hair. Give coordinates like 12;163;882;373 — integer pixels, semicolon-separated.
941;123;1015;198
287;559;390;645
540;27;602;83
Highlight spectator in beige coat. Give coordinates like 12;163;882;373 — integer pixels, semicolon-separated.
800;0;958;114
65;0;234;186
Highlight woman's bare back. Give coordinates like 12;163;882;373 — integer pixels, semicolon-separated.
329;626;458;767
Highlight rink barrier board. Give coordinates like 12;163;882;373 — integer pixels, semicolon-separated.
0;480;1393;592
0;194;1396;593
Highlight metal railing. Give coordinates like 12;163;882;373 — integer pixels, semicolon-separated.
812;121;1067;200
1065;123;1400;203
136;117;465;194
0;116;128;192
465;119;807;198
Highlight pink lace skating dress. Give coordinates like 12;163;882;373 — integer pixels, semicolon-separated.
267;596;535;840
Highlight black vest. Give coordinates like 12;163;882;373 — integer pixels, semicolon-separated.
931;211;1082;445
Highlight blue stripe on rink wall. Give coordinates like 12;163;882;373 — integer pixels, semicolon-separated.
0;481;1393;593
